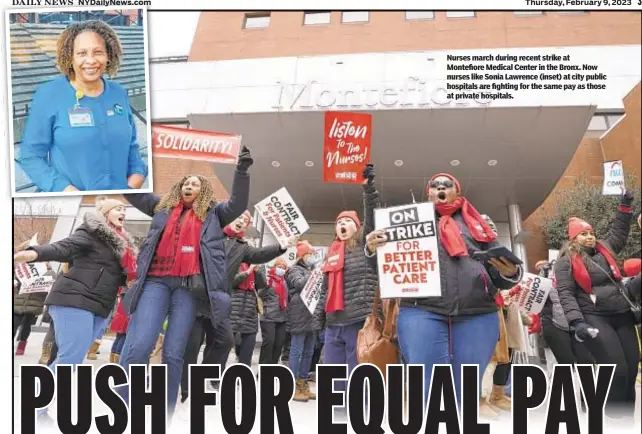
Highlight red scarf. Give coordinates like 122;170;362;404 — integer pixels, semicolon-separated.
570;242;622;294
115;228;137;282
238;263;256;291
224;226;245;239
268;268;288;309
434;197;496;257
148;203;202;277
322;241;345;313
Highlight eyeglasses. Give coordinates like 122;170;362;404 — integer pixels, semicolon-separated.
429;179;454;189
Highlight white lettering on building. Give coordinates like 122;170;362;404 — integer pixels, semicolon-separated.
272;78;493;110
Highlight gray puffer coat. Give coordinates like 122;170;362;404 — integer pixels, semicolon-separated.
313;183;380;328
285;261;317;334
230;266;267;334
259;270;289;323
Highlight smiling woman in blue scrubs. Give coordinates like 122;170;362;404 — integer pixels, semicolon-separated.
18;20;148;193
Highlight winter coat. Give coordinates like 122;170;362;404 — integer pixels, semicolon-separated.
13;290;47;316
259;272;289;323
625;274;641;304
285;261;317;334
28;212;136;318
394;212;522;316
314;183;381;328
109;288;130;334
230;267;268;335
191;236;285;320
555;209;633;325
540;288;570;331
122;169;249;326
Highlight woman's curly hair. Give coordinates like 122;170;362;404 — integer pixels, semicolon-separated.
155;175;216;221
56;20;123;80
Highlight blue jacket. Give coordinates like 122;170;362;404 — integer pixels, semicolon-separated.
122;169;250;327
18;75;148;192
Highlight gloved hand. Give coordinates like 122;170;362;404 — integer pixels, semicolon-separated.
573;321;598;342
527;313;541;334
362;163;375;185
620;190;634;207
236;146;254;172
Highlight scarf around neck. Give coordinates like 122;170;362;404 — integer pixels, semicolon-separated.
322;240;346;313
571;242;622;294
434;197;496;257
238;263;256;291
268;268;288;309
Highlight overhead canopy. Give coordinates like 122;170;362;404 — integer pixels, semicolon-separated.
188;105;595;223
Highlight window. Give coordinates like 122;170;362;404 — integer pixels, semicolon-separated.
514;11;543;16
243;12;270;29
405;11;435;20
588;113;625;131
446;11;476;18
341;11;369;23
606;114;624;127
304;11;331;25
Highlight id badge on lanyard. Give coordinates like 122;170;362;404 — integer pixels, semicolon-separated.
68;107;95;127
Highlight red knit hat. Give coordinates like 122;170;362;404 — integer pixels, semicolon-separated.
296;241;314;260
336;210;361;229
623;258;641;277
426;173;461;196
273;257;288;269
568;217;593;240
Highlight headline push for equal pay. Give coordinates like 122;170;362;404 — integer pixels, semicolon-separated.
20;362;615;434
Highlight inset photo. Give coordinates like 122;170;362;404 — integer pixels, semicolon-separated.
6;8;153;197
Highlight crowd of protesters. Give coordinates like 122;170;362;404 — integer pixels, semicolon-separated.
13;148;641;427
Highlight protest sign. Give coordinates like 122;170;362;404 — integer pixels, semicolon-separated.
514;273;553;314
602;160;625;195
255;188;310;249
151;124;242;164
323;111;372;184
300;267;325;315
374;202;441;298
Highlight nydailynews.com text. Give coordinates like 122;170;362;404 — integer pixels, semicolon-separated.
19;363;615;434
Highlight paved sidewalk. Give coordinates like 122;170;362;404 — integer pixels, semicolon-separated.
13;332;641;434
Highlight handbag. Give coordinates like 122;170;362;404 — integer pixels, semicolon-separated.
356;288;399;381
491;309;510;364
590;259;642;325
254;289;264;315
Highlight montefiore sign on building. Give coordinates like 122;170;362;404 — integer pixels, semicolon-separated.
272;78;493;110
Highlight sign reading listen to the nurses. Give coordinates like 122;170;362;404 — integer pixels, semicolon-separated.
151;125;242;164
374;202;441;298
323;111;372;184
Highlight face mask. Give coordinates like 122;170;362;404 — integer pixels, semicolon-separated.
305;256;319;266
275;268;286;276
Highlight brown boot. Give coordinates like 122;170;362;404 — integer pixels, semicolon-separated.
489;385;511;412
39;342;53;365
86;340;100;360
303;381;316;400
479;397;500;420
109;353;120;364
293;380;309;402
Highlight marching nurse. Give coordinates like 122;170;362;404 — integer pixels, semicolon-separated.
17;20;147;193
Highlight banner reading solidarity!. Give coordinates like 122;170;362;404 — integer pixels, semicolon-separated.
515;273;553;314
255;187;310;249
323;111;372;184
374;202;441;298
151;125;242;164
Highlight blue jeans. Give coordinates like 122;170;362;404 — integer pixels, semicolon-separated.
324;321;364;393
111;333;126;355
397;308;499;405
95;308;114;341
38;306;109;414
117;278;196;416
289;332;316;379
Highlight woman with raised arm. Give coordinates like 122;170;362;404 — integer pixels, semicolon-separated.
554;191;638;421
116;146;253;418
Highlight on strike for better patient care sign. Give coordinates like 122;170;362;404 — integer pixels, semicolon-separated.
374;202;441;298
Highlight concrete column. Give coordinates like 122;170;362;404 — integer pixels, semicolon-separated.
507;203;529;273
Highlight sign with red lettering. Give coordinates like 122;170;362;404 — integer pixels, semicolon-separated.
151;124;242;164
514;273;553;314
254;187;310;249
323;111;372;184
374;202;441;298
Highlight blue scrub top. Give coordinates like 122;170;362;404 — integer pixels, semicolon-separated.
18;75;148;192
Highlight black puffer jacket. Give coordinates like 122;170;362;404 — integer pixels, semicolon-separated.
13;289;47;316
314;183;380;328
555;209;633;325
259;270;289;323
285;261;316;334
28;212;136;318
191;237;285;320
230;266;268;334
396;212;522;316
